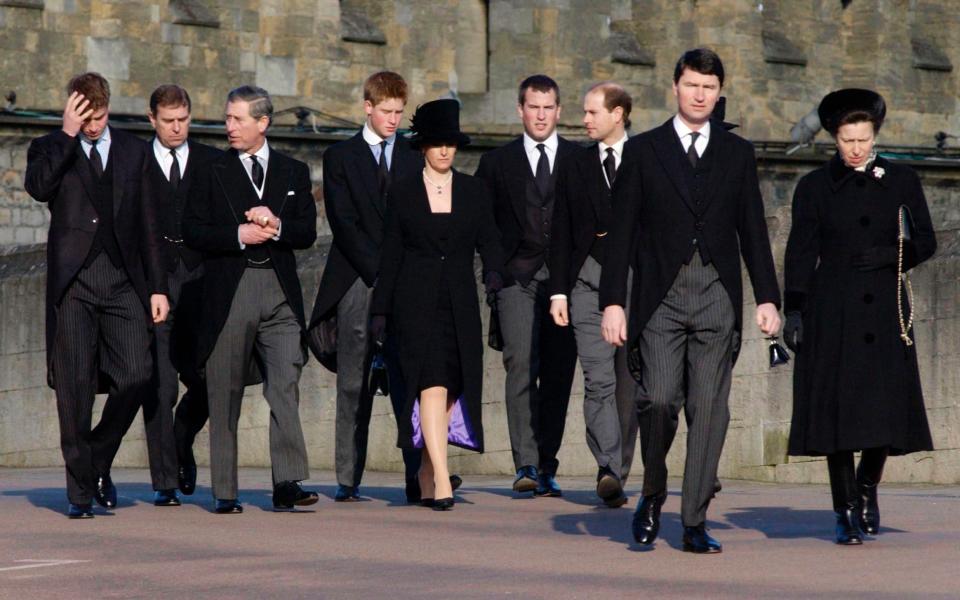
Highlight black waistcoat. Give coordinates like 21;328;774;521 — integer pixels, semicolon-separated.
244;185;272;267
509;169;558;285
83;156;123;268
678;141;715;264
157;175;203;271
589;168;614;264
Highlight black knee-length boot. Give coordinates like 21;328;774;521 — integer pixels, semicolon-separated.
827;452;863;545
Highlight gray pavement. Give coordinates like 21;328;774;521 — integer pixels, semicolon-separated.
1;467;958;599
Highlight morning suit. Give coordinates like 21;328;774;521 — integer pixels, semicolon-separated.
549;139;640;482
308;127;424;488
24;126;167;505
600;118;780;526
141;138;223;491
370;171;504;451
475;134;579;476
182;143;316;499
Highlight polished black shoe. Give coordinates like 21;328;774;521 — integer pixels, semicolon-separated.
858;482;880;535
405;477;422;503
450;474;463;491
178;465;198;496
535;473;563;497
334;484;360;502
682;524;723;554
153;489;181;507
835;507;863;545
432;497;454;511
214;499;243;514
274;481;320;510
512;465;539;493
419;498;436;508
596;467;624;506
67;503;94;519
631;492;666;545
94;473;117;509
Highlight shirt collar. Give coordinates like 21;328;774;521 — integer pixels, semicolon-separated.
599;132;629;156
363;122;395;146
81;126;111;146
241;140;270;163
153;137;187;156
672;115;710;143
523;131;558;155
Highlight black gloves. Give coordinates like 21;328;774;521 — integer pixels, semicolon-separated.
370;315;387;344
851;246;897;271
484;271;504;295
783;311;803;353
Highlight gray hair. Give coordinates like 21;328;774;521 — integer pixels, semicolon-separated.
226;85;273;124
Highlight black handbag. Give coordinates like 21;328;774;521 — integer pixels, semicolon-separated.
486;290;504;352
306;314;338;373
368;341;389;396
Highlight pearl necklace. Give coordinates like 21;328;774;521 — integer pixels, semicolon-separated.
422;169;452;194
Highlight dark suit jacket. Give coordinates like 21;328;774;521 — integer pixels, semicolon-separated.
474;135;579;272
182;145;317;374
548;142;623;298
309;132;423;325
146;139;223;271
24;127;167;388
599;119;781;346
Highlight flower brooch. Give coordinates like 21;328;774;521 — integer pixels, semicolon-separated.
872;166;885;179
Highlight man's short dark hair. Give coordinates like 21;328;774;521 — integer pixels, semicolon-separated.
364;71;408;106
587;81;633;130
66;72;110;110
673;48;725;87
226;85;273;124
518;74;561;106
149;84;192;114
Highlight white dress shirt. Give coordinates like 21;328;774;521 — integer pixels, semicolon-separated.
523;131;558;176
598;132;629;187
152;137;189;180
80;126;111;169
237;141;278;248
672;115;710;158
362;122;396;168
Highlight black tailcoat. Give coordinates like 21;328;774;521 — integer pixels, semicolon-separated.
182;146;317;376
784;155;936;456
600;120;781;356
24;128;167;387
370;171;504;452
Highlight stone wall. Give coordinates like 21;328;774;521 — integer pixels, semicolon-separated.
1;120;958;485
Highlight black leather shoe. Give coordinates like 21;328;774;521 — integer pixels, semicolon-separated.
274;481;320;510
682;524;722;554
94;473;117;509
419;498;436;508
632;492;666;544
835;506;863;545
432;497;454;511
858;482;880;535
334;484;360;502
512;465;539;493
405;477;422;503
535;473;562;497
178;465;197;496
450;474;463;491
596;467;624;506
67;503;94;519
214;499;243;514
153;489;181;507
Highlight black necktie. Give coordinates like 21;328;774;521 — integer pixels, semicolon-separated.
377;141;389;197
535;143;550;198
169;149;181;191
687;131;700;168
250;155;264;189
89;139;104;179
603;147;617;188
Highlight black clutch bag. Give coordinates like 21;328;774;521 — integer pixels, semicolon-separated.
368;341;389;396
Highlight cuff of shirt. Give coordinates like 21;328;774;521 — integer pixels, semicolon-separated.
237;226;245;250
272;219;281;241
549;294;567;301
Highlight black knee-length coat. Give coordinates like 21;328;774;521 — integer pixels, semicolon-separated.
784;154;937;456
370;170;504;452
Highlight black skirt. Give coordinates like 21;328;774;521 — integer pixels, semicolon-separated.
417;213;463;396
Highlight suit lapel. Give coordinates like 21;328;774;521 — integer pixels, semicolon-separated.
213;150;256;224
502;138;531;227
74;142;98;209
697;126;732;212
263;150;289;215
583;143;609;222
109;131;125;217
650;120;695;213
348;133;384;217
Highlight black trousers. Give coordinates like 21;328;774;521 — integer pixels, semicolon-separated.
142;259;208;490
52;253;153;505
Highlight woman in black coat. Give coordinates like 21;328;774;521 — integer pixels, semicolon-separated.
783;89;937;545
370;99;504;510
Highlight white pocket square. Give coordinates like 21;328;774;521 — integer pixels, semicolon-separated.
287;190;296;196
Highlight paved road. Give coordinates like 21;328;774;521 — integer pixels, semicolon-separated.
1;468;958;598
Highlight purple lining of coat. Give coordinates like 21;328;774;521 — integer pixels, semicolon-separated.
410;395;479;451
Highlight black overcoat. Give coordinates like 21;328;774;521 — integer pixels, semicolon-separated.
370;171;504;452
784;154;936;456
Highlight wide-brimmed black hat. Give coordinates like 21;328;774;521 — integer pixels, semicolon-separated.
818;88;886;135
408;98;470;149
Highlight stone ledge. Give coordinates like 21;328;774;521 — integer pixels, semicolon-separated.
912;38;953;72
762;30;807;67
0;0;43;8
169;0;220;29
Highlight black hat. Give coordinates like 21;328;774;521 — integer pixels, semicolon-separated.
408;98;470;149
818;88;886;135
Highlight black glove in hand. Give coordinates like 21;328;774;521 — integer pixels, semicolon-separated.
851;246;897;271
484;271;504;295
370;315;387;344
783;311;803;353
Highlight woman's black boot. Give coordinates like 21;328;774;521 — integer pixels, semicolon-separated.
827;452;863;545
856;447;888;535
834;503;863;545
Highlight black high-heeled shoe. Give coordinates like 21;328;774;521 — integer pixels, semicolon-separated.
432;497;454;511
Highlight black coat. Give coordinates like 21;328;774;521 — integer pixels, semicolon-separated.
600;120;781;358
309;131;423;334
145;139;223;272
182;146;317;377
548;142;621;298
370;171;504;452
24;128;167;388
784;155;936;456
